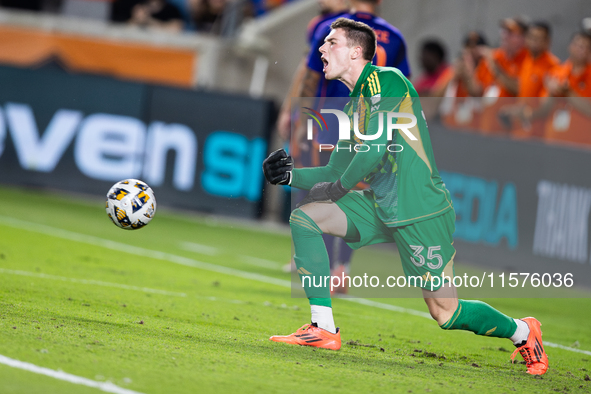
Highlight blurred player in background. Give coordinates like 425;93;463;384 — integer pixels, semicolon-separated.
263;18;548;376
275;0;349;274
276;0;349;141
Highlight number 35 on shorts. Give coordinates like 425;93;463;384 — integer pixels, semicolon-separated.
410;245;443;270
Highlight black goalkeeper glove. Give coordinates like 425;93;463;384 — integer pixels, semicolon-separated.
296;179;349;208
262;148;293;185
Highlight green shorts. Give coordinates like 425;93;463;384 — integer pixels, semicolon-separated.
336;190;456;291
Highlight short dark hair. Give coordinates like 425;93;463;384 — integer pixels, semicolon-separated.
529;21;552;38
330;18;377;61
421;40;447;62
463;31;488;47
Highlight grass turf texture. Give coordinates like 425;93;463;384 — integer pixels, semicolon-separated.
0;186;590;394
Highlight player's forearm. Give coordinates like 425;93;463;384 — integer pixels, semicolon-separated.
464;74;484;97
299;68;321;98
280;57;308;112
291;141;355;190
292;167;341;190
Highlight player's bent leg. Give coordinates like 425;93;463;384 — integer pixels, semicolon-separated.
430;293;548;375
396;211;548;374
271;192;389;351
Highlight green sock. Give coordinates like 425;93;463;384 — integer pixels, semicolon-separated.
440;299;517;338
290;208;331;307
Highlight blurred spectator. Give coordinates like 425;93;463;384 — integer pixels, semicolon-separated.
188;0;227;34
126;0;184;32
520;32;591;146
0;0;43;10
435;32;487;130
468;17;529;98
474;17;529;134
518;21;559;97
112;0;143;22
414;39;449;96
167;0;193;27
433;31;487;98
501;21;559;138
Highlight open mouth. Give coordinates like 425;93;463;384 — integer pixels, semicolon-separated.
321;57;329;72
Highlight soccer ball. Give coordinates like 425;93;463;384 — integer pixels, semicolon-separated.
105;179;157;230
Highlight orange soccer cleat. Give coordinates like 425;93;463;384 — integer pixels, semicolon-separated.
510;317;549;375
269;323;341;350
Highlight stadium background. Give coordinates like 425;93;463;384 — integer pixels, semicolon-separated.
1;0;590;283
1;1;591;392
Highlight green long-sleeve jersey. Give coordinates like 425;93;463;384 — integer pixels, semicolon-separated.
291;63;453;227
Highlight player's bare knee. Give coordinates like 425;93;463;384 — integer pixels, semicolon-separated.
299;203;348;237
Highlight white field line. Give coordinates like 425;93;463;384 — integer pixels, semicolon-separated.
238;256;282;270
0;268;252;305
0;354;144;394
1;216;589;356
0;216;290;289
0;268;186;297
180;242;219;256
180;241;282;270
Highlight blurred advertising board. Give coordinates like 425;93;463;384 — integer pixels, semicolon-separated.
0;65;274;218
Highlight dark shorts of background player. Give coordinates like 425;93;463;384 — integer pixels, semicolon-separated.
335;190;456;291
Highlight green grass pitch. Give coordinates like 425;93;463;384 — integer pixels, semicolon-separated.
1;186;590;393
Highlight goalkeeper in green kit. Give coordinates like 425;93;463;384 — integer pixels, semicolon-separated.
262;18;548;375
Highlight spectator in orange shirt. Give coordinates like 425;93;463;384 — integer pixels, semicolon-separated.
467;17;529;98
501;21;560;138
469;17;529;134
519;21;560;97
522;32;591;147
